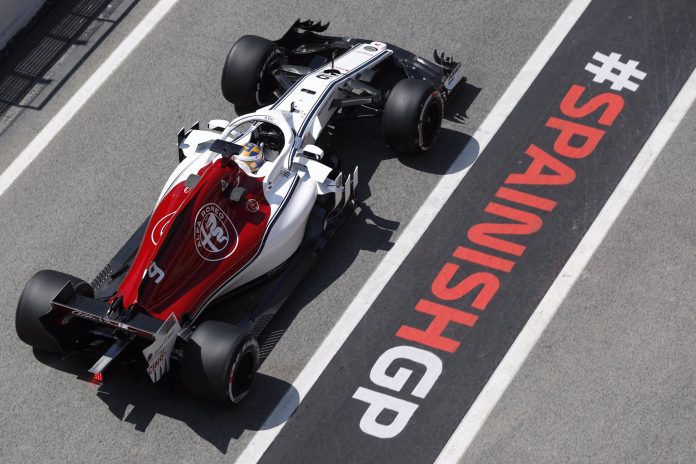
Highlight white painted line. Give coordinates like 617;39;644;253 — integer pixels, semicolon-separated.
234;0;592;462
0;0;180;198
434;67;696;464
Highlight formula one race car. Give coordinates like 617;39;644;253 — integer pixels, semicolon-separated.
15;20;465;404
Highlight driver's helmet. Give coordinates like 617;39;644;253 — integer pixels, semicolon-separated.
236;142;264;173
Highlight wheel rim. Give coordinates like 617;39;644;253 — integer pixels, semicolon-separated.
256;50;283;106
418;95;442;150
229;350;255;399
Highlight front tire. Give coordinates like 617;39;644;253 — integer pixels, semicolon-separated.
221;35;283;113
180;321;260;405
15;270;93;354
382;79;444;156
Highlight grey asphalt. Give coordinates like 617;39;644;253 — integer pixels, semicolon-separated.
463;104;696;464
6;0;684;462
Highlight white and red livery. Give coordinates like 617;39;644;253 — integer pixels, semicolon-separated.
15;20;465;404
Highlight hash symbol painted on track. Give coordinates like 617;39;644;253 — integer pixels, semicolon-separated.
585;51;647;92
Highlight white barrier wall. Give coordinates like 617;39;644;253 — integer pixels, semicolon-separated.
0;0;46;51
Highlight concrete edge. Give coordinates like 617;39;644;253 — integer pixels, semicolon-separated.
0;0;47;51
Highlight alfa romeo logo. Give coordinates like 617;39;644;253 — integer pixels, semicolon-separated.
194;203;238;261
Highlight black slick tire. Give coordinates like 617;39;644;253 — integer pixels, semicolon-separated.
382;79;444;156
15;270;93;354
221;35;282;112
180;321;260;405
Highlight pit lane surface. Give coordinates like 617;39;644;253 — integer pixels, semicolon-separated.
252;1;696;461
0;1;569;462
463;100;696;464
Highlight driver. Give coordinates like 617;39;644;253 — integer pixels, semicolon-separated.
236;142;265;173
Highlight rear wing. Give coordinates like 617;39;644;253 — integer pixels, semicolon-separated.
51;282;181;382
52;282;162;340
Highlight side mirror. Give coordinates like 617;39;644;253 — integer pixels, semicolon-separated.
302;144;325;160
208;119;230;132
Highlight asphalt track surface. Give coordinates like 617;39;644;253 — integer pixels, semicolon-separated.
463;102;696;463
0;1;693;463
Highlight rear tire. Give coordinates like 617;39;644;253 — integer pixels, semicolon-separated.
180;321;260;405
221;35;283;113
15;270;93;354
382;79;444;156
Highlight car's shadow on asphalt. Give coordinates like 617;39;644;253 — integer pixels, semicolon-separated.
254;83;482;360
34;348;298;454
31;81;481;454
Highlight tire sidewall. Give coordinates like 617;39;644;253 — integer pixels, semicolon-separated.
226;337;260;404
221;35;283;110
180;320;260;405
382;79;444;156
417;91;444;152
15;270;93;354
255;48;284;107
